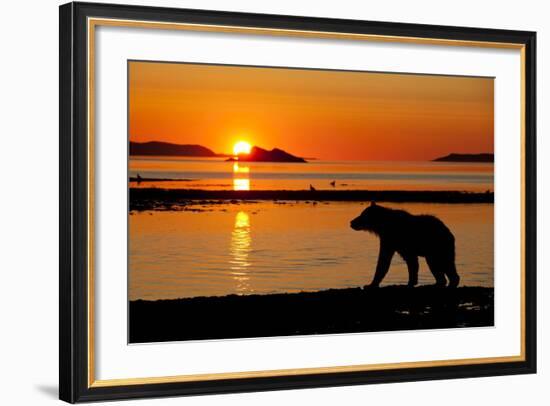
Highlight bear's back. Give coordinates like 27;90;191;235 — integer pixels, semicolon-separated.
405;214;454;253
381;209;454;254
414;214;453;238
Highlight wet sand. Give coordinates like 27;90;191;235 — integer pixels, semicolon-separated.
129;285;493;343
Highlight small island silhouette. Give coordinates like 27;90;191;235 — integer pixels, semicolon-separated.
226;145;306;163
129;141;226;157
129;140;306;162
433;153;494;163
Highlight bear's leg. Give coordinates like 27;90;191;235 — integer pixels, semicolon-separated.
404;255;419;287
446;263;460;288
368;243;395;288
426;256;447;287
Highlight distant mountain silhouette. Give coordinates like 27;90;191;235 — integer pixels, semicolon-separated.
433;153;494;163
130;141;222;157
227;146;306;163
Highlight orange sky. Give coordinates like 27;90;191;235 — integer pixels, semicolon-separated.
129;61;493;161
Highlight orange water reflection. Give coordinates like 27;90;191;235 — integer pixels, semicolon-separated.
130;157;494;192
232;162;250;191
233;178;250;191
128;202;493;300
229;211;252;293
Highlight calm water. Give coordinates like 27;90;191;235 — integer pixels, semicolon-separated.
129;202;493;300
129;156;493;192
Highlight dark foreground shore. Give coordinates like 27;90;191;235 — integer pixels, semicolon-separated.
129;286;493;343
130;188;493;211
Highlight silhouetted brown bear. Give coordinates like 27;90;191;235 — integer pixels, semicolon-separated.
350;202;459;288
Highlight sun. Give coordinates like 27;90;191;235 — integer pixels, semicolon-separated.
233;141;252;156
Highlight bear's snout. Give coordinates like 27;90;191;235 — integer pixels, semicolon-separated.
350;216;362;231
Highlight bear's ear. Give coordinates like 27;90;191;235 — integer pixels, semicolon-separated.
370;201;376;207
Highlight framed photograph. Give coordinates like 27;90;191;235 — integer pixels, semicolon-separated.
59;2;536;403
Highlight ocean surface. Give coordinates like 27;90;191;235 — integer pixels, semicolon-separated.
129;201;493;300
129;156;493;192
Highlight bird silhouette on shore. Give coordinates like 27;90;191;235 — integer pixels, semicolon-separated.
309;184;316;191
137;173;142;184
330;180;336;187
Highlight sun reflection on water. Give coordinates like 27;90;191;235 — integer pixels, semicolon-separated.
233;178;250;191
232;162;250;191
233;162;249;173
229;211;252;293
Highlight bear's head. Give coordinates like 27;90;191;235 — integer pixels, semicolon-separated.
350;201;385;232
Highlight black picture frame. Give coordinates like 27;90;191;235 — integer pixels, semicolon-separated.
60;1;537;403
